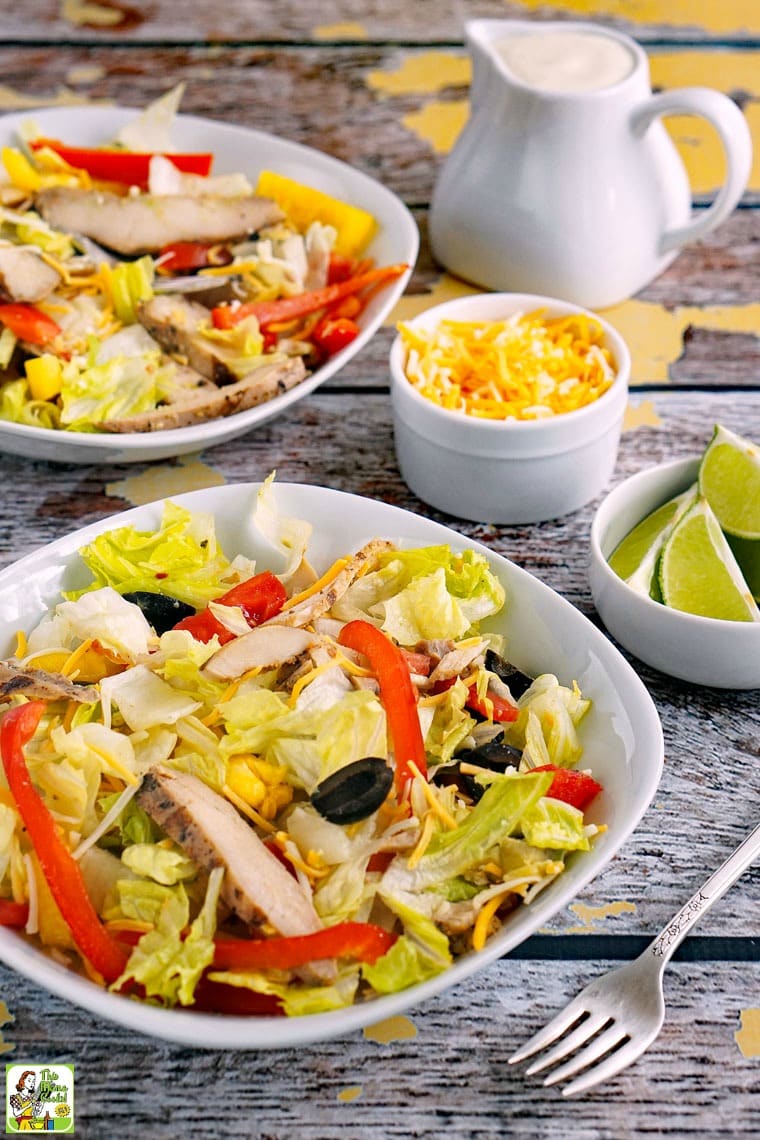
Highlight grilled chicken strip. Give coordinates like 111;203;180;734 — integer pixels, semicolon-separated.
204;625;316;682
100;355;307;432
136;765;324;938
0;246;62;303
35;188;284;256
0;660;97;704
269;539;396;629
137;294;237;385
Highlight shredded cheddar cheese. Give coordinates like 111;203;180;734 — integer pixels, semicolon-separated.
398;311;615;421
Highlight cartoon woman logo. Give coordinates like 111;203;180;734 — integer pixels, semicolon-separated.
8;1071;48;1131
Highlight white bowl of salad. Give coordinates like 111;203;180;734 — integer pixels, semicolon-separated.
390;292;630;524
0;480;662;1048
0;90;417;463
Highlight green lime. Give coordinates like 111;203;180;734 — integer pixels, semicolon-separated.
727;534;760;601
658;496;760;622
698;424;760;539
608;485;696;597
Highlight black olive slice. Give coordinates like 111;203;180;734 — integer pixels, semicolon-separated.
311;757;393;825
457;739;524;769
485;649;534;699
433;738;525;802
122;591;195;635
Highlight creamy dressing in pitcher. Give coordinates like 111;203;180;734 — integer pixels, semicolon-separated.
495;30;634;93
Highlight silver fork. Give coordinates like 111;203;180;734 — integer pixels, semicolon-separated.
508;821;760;1097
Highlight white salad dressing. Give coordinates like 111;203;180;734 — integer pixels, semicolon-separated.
494;30;635;93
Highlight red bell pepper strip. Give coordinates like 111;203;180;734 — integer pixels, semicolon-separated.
0;303;60;347
211;263;407;330
173;570;287;644
0;898;28;927
532;765;603;811
28;139;213;188
0;702;128;983
338;619;427;794
211;921;397;971
191;977;284;1016
157;241;232;275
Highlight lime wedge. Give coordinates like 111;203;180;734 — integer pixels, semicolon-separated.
698;424;760;539
608;485;696;597
727;534;760;601
658;497;760;622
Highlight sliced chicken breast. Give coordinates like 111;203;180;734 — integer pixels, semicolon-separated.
35;188;284;256
136;765;322;938
0;246;62;303
0;660;98;704
137;294;236;385
100;356;306;432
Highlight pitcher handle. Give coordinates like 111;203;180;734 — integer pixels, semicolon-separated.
631;87;752;253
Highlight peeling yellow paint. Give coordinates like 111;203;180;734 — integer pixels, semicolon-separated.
623;399;664;431
61;0;124;27
386;274;482;327
570;900;637;929
402;100;469;155
65;64;106;85
512;1;759;36
0;85;111;111
602;300;760;383
337;1085;363;1102
0;1000;14;1054
363;1014;418;1044
650;50;759;95
735;1008;760;1058
106;454;227;506
367;52;470;97
313;22;369;40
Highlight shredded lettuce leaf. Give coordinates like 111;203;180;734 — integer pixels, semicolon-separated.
71;501;237;608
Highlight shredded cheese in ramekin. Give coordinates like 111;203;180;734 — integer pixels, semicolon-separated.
398;311;616;421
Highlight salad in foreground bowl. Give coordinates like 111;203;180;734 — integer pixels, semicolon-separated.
0;85;405;435
0;481;603;1018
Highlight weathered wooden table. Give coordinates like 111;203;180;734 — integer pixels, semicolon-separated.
0;3;757;1136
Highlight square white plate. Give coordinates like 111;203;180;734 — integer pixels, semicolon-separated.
0;108;418;463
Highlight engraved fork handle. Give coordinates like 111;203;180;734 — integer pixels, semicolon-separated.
646;822;760;967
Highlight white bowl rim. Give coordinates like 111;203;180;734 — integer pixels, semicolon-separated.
390;292;631;436
591;455;760;635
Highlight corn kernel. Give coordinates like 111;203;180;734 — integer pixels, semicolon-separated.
226;756;266;807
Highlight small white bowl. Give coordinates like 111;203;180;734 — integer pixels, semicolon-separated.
590;457;760;689
389;292;630;524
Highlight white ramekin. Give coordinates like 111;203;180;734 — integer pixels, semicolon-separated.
390;292;630;525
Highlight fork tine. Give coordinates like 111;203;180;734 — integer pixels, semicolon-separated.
541;1023;629;1087
524;1012;611;1076
508;1000;588;1065
559;1036;648;1097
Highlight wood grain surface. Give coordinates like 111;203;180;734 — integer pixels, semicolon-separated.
0;3;757;1137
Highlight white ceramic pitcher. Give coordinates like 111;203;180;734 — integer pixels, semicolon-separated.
429;20;753;308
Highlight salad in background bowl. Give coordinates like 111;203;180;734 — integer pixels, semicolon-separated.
0;88;417;463
0;481;662;1048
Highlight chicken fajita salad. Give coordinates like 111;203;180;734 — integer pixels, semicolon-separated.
0;479;603;1018
0;86;405;435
